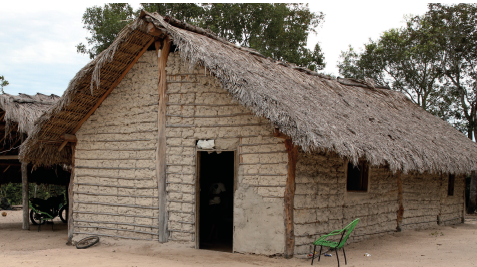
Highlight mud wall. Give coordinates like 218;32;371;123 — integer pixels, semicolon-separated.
293;150;464;256
164;52;287;255
401;173;465;230
72;51;160;241
293;151;399;255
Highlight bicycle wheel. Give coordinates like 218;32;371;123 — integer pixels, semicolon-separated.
76;236;100;249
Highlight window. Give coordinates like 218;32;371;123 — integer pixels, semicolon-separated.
448;174;455;196
347;161;369;192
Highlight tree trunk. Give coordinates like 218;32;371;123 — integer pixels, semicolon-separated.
468;171;477;214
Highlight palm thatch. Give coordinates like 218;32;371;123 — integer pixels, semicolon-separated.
0;93;59;137
0;93;62;185
20;11;477;175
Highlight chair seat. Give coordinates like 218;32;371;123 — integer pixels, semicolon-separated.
313;240;339;248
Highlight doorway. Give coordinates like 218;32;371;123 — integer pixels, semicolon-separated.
197;151;234;252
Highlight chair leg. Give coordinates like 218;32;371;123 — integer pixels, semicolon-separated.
343;247;347;265
311;245;316;265
318;246;322;261
336;248;340;267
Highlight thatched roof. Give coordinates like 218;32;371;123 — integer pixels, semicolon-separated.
0;93;62;185
20;11;477;175
0;93;59;136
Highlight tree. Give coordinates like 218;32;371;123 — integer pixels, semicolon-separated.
76;4;135;59
337;22;444;113
76;3;326;71
200;3;325;71
338;3;477;213
420;3;477;213
140;3;205;25
420;4;477;140
0;75;8;94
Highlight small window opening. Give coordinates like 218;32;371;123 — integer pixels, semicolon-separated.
448;174;455;196
347;161;368;192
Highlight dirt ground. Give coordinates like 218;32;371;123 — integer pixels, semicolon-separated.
1;210;477;267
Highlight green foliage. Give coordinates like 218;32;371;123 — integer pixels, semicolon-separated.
420;3;477;139
76;4;135;59
140;3;205;25
199;3;325;71
0;183;66;206
337;4;477;136
338;23;443;112
0;75;9;94
76;3;326;70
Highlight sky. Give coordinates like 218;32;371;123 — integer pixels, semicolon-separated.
0;2;432;96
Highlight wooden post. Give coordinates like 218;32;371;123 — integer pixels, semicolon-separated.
284;139;297;258
468;171;477;213
463;176;466;223
396;171;404;231
21;134;29;230
156;36;172;243
67;144;76;244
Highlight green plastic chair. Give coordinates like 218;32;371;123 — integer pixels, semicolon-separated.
311;218;359;266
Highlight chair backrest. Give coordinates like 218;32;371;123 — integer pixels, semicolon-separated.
337;218;360;249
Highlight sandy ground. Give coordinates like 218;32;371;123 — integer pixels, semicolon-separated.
1;210;477;267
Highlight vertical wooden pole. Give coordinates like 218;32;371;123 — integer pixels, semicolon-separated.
463;176;466;223
468;171;477;213
156;37;171;243
67;144;76;244
396;171;404;231
21;134;29;230
284;139;297;259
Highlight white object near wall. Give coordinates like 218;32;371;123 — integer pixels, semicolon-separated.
197;140;215;149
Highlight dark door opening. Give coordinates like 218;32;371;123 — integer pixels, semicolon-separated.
198;151;234;252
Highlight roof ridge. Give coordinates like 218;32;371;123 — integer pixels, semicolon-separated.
149;12;388;90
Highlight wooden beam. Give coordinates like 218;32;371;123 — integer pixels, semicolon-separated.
469;171;477;213
156;36;172;243
147;22;164;37
13;99;56;105
0;155;18;160
67;144;76;245
58;141;68;152
58;37;156;152
396;171;404;231
0;163;20;166
0;112;5;121
463;175;466;223
21;134;29;230
284;139;297;258
273;128;288;139
61;134;77;142
3;165;10;173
